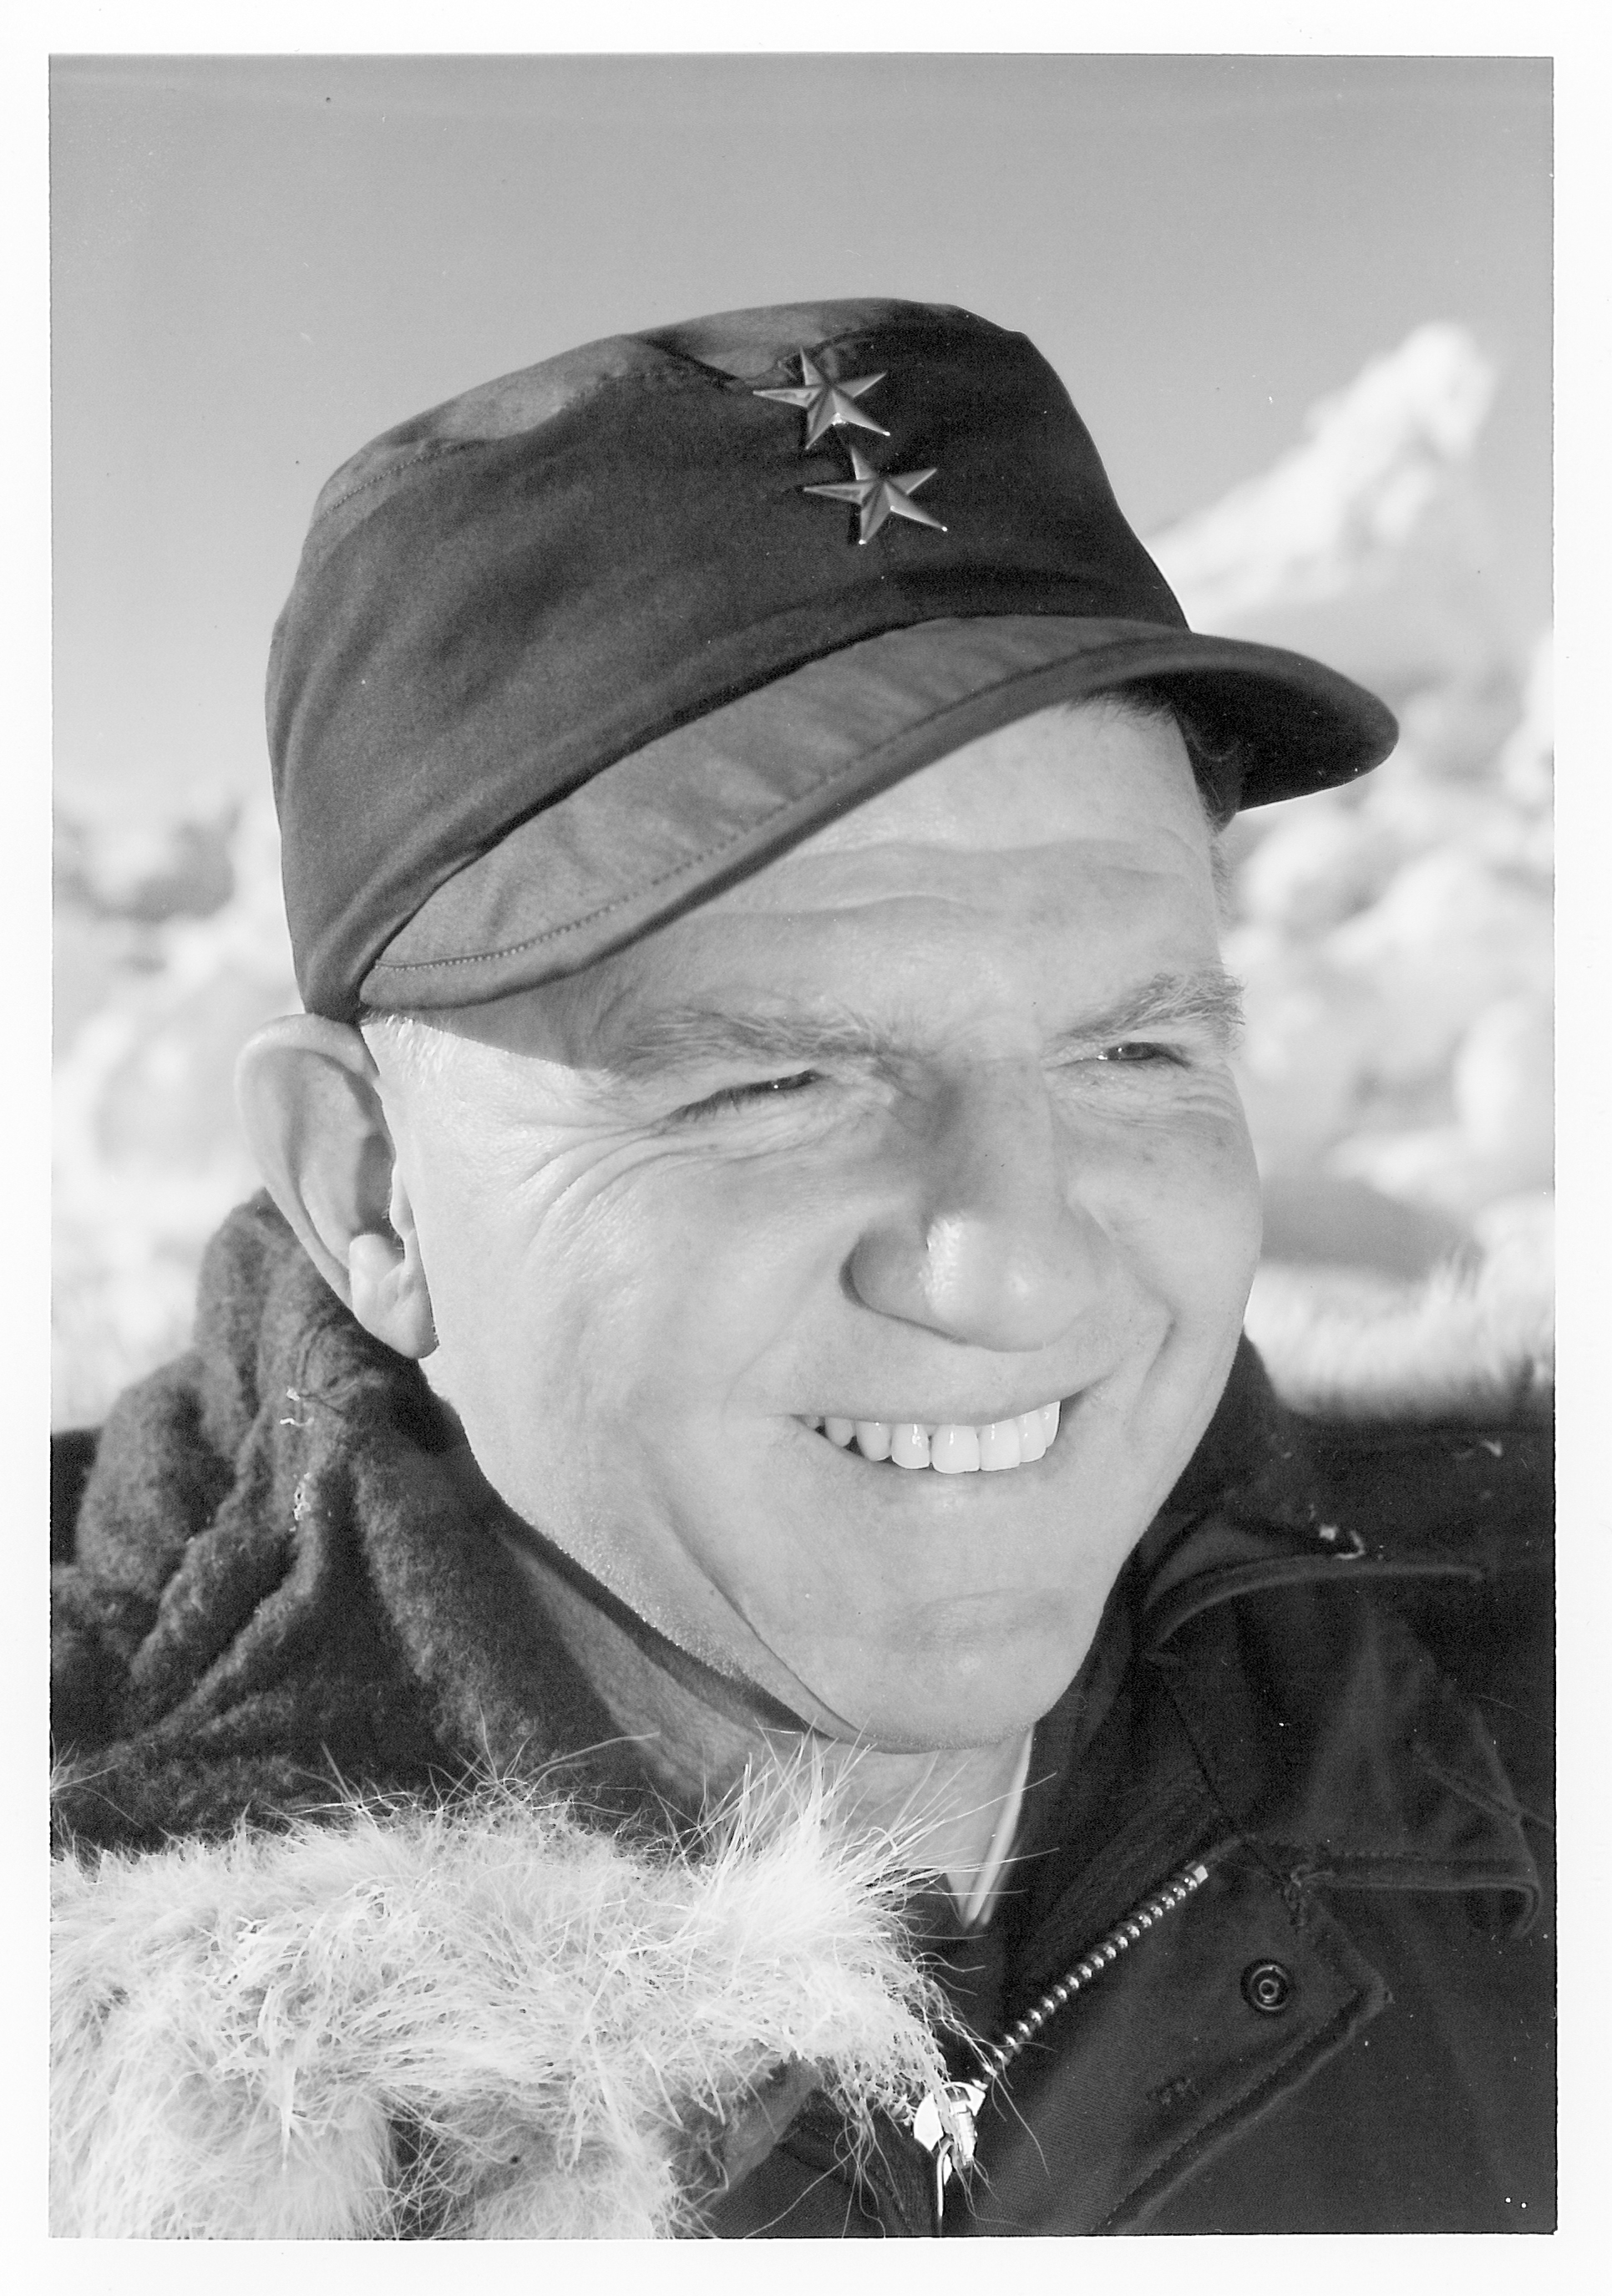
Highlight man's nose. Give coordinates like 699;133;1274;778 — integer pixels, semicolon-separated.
845;1061;1113;1352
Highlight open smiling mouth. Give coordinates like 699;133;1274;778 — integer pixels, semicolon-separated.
801;1401;1062;1475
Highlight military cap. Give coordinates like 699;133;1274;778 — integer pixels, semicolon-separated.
266;297;1397;1021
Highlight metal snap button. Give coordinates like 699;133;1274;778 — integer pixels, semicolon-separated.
1241;1959;1295;2015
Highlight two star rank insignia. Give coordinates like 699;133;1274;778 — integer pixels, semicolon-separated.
753;350;947;545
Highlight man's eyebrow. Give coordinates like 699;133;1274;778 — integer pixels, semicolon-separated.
592;966;1243;1081
593;1002;882;1080
1046;966;1246;1052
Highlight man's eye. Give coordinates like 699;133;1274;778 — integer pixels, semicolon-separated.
675;1070;823;1120
1095;1041;1186;1067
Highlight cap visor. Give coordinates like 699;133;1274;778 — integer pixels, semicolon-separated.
362;613;1396;1010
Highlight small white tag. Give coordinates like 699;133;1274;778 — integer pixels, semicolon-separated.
910;2079;987;2178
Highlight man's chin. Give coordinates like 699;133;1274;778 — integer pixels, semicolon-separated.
768;1597;1103;1756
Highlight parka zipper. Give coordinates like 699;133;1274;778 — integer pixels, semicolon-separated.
908;1857;1211;2228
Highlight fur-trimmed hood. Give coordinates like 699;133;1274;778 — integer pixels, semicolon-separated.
1244;1230;1553;1423
51;1771;949;2239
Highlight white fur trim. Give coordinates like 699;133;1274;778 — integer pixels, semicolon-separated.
1245;1234;1553;1422
51;1771;948;2239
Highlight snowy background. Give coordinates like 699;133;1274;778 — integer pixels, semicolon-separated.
51;319;1552;1428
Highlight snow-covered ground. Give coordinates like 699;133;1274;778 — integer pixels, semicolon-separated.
52;326;1551;1427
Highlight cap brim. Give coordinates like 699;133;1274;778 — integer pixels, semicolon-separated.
361;613;1397;1011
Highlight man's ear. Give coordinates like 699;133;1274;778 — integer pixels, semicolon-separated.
235;1016;437;1359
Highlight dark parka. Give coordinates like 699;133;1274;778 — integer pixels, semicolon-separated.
51;1197;1554;2235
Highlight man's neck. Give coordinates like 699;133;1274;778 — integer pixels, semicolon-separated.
463;1461;1032;1894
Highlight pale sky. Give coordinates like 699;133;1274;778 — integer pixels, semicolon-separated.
51;53;1550;824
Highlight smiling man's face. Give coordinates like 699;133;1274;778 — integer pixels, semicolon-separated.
373;699;1262;1752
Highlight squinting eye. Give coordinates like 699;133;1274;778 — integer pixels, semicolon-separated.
1096;1041;1185;1067
677;1069;823;1120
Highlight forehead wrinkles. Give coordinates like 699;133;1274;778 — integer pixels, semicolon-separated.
691;841;1220;1026
579;890;1029;1067
714;819;1207;917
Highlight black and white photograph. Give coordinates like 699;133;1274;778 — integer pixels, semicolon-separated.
34;18;1580;2255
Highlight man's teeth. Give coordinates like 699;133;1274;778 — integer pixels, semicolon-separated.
813;1401;1061;1472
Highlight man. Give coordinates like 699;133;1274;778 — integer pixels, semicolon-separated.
50;300;1553;2237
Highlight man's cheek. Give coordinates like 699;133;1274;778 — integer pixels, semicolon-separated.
1123;1107;1260;1271
1182;1110;1265;1280
586;1160;837;1356
1072;1158;1254;1378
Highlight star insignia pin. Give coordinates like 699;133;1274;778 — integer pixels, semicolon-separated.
802;445;946;545
753;350;890;448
